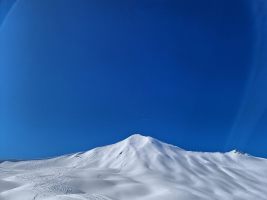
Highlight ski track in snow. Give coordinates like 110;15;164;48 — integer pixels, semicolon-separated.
1;134;267;200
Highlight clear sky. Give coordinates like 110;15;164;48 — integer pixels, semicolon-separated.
1;0;267;159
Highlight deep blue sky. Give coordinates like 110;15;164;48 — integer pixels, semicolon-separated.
1;0;267;159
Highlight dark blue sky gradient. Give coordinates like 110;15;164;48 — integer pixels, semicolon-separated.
1;0;267;159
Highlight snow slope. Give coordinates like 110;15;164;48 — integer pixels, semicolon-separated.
1;134;267;200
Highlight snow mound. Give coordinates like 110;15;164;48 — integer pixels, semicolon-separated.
1;134;267;200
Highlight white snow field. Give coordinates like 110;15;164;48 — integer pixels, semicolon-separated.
1;134;267;200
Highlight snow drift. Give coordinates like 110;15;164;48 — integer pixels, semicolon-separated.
1;134;267;200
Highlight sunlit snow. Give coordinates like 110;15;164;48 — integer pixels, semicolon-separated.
1;134;267;200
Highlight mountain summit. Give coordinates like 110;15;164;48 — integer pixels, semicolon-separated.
67;134;185;172
1;135;267;200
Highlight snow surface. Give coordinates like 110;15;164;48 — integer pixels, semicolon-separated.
1;134;267;200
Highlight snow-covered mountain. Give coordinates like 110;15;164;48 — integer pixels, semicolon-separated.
1;134;267;200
